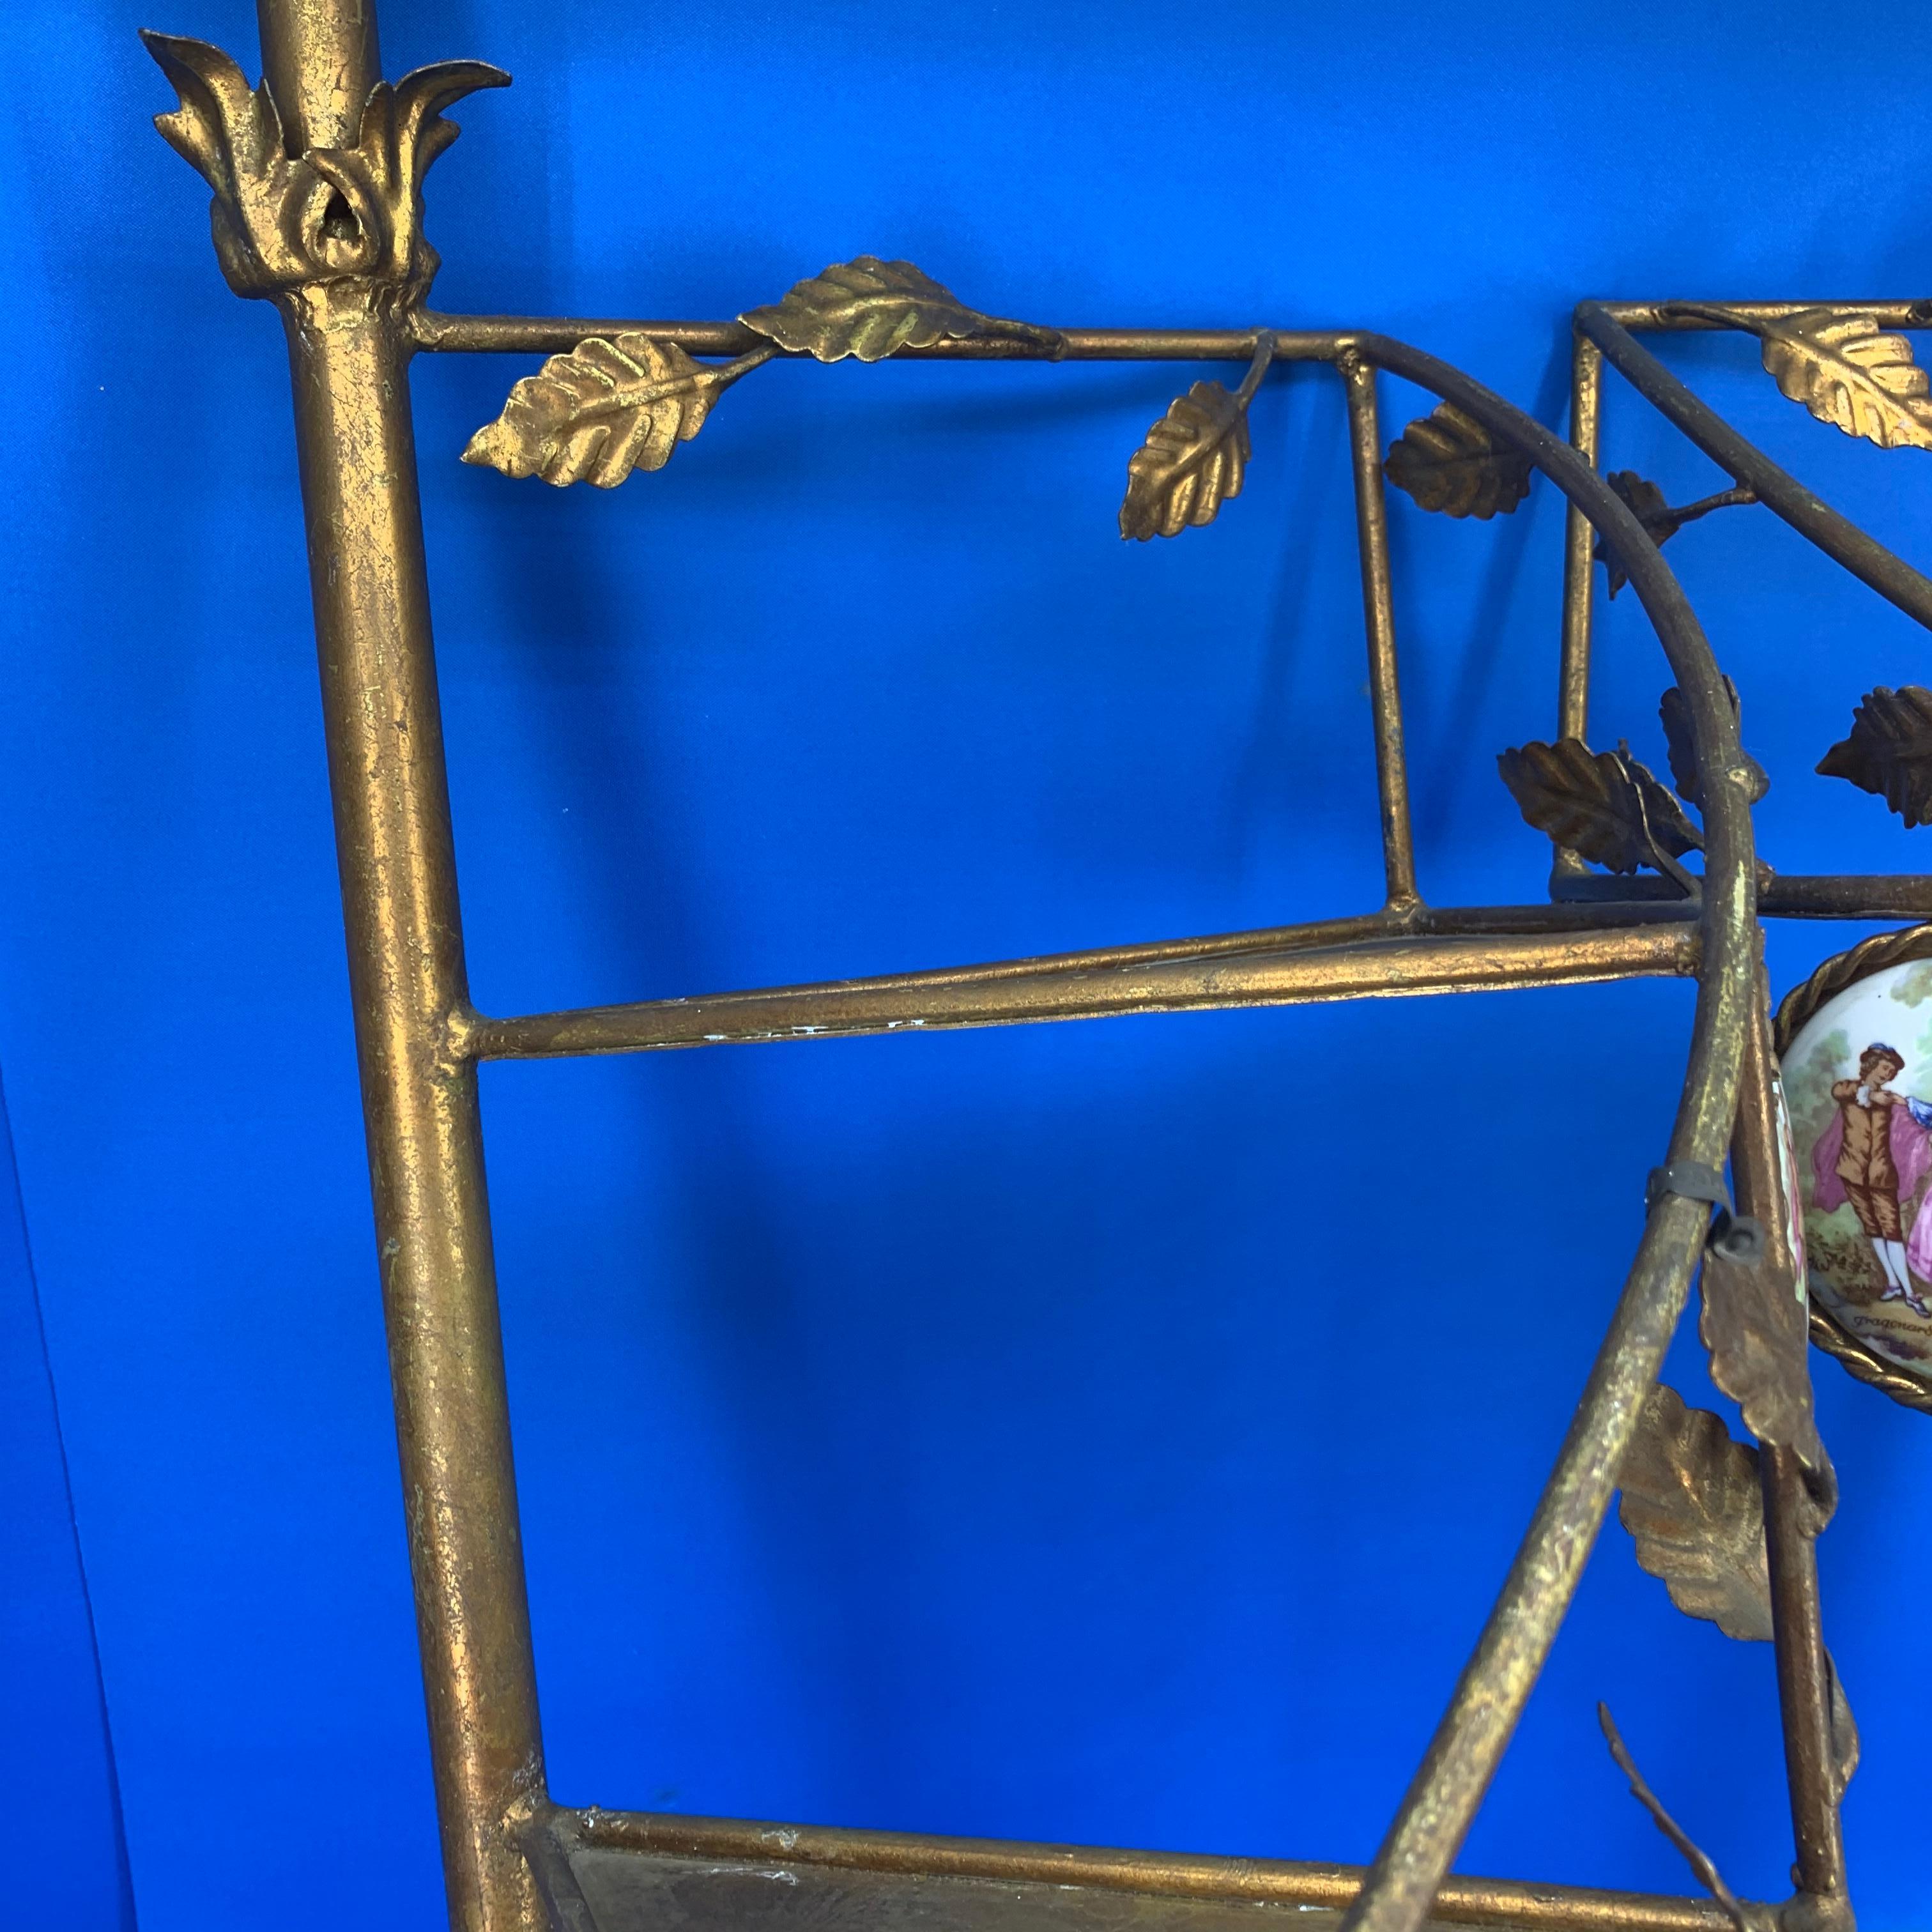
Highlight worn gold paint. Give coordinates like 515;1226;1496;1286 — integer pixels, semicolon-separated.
564;1806;1759;1931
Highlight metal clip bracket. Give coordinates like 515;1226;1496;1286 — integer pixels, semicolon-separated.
1646;1159;1765;1267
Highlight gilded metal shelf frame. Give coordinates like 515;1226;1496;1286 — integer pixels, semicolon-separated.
133;4;1913;1931
1556;298;1932;1397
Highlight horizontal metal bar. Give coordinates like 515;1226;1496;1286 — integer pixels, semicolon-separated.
1600;297;1932;331
411;310;1352;361
464;921;1697;1061
1552;871;1932;919
463;867;1932;1068
1576;300;1932;631
566;1807;1751;1932
414;302;1932;361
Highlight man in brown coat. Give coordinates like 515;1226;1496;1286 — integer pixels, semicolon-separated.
1830;1043;1922;1308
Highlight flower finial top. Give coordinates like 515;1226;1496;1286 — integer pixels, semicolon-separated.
140;31;507;310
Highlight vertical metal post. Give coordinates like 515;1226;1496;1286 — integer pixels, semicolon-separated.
1556;329;1602;745
1342;356;1421;910
1730;977;1850;1917
257;3;548;1927
1552;330;1602;891
256;0;382;151
1761;1449;1849;1909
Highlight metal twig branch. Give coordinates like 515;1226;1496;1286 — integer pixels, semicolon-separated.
1597;1704;1749;1932
1234;328;1278;407
1662;484;1759;528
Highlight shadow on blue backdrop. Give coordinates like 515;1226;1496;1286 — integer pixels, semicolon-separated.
0;1078;136;1930
3;3;1931;1929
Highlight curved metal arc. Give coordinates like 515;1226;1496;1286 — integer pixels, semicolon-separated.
1575;300;1932;631
1325;334;1759;1932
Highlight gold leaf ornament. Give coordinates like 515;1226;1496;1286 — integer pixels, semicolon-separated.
142;32;292;296
1758;307;1932;452
1595;471;1673;600
1118;334;1275;542
1617;1385;1773;1641
463;335;770;487
1659;680;1710;803
1659;678;1767;808
141;31;507;304
1119;383;1251;540
1497;738;1701;880
740;256;1064;364
302;63;512;291
1384;401;1532;519
1826;1653;1860;1804
1700;1242;1830;1503
1616;1386;1859;1801
1817;684;1932;825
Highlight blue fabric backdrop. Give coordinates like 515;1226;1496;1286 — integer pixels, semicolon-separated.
3;2;1930;1927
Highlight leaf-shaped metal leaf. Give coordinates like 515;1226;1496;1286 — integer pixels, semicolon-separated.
1384;402;1531;519
1119;383;1250;541
1759;308;1932;451
1628;752;1704;861
1618;1395;1860;1800
1706;1009;1832;1499
1817;684;1932;825
1617;1385;1773;1642
739;256;1062;364
392;59;510;180
1597;470;1675;599
463;335;761;487
140;31;282;206
1660;677;1770;808
1701;1248;1828;1483
1660;682;1705;804
141;31;304;296
1498;739;1700;875
1826;1651;1859;1804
